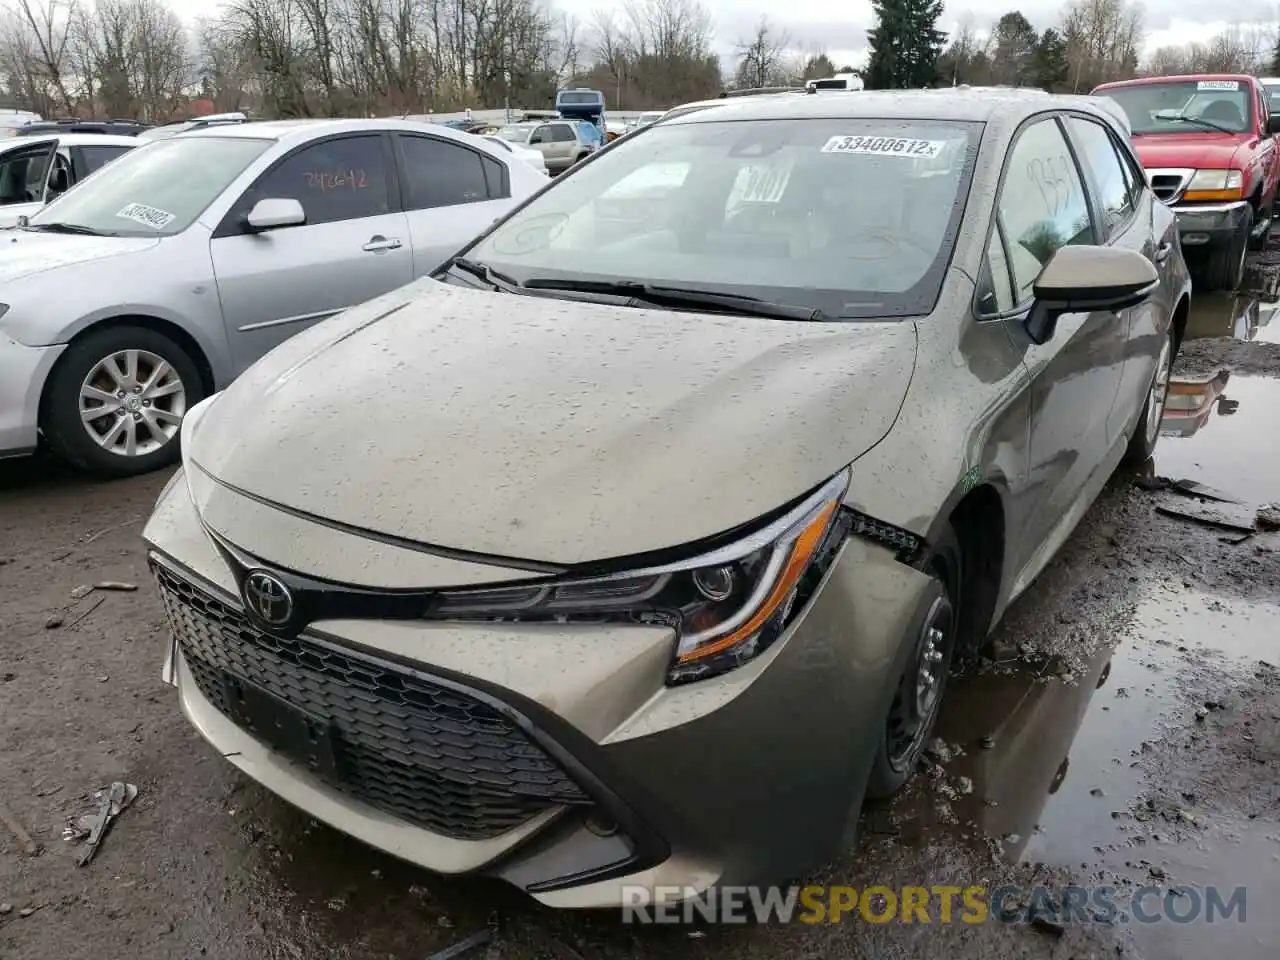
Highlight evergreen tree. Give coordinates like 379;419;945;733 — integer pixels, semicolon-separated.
865;0;947;90
1032;28;1070;92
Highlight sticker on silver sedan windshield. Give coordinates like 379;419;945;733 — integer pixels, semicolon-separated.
115;202;175;230
820;136;945;159
1197;80;1239;91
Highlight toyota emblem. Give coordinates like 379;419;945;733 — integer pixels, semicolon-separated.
242;570;293;627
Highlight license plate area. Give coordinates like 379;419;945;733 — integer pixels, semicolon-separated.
222;674;339;779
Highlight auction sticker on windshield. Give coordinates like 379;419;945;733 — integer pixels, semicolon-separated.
1197;80;1239;91
821;136;944;159
115;202;175;230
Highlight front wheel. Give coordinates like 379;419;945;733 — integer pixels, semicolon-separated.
41;324;203;478
1123;326;1175;465
865;525;962;798
1201;207;1252;291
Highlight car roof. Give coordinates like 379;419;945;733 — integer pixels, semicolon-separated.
1094;73;1255;90
668;88;1123;126
0;132;138;149
176;117;498;147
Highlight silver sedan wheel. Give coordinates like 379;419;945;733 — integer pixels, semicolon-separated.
78;349;187;457
1143;335;1173;450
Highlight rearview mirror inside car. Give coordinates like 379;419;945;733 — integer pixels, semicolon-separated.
1025;245;1159;345
245;197;306;233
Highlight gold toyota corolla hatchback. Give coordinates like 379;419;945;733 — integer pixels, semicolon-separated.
145;89;1191;907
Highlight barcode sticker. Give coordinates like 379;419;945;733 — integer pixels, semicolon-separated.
1197;80;1239;91
820;135;945;159
116;202;175;230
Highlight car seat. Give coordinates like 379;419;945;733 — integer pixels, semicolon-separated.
1201;99;1244;127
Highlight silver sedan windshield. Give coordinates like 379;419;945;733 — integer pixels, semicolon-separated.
28;136;271;237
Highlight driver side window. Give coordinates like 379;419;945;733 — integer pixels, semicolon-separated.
240;135;391;227
996;118;1093;303
0;145;54;206
529;126;550;145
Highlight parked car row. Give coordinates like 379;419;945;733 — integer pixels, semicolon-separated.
113;89;1191;911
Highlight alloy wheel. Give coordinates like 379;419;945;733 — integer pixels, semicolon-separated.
78;348;188;457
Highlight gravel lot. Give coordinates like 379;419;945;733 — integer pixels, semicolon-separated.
3;264;1280;960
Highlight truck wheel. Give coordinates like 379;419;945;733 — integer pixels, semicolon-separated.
1249;200;1273;251
41;324;204;478
1202;207;1252;291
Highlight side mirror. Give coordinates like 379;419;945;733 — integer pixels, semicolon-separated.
1025;245;1159;345
1268;115;1280;136
47;167;69;194
244;197;305;233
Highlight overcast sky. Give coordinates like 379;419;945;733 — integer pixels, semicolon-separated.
167;0;1276;68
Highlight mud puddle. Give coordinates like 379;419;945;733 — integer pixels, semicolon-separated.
1154;374;1280;504
896;581;1280;957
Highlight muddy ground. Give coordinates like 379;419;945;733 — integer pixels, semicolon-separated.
3;268;1280;960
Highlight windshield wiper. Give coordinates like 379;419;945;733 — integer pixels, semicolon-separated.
1156;114;1237;135
442;256;524;292
521;278;830;321
23;221;112;236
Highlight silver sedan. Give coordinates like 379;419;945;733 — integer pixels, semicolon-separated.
0;118;549;476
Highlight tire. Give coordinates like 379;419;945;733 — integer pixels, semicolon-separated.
1249;198;1272;251
41;324;204;478
865;523;962;798
1123;325;1175;465
1201;206;1251;291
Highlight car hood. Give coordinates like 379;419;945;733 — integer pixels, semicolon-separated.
190;280;917;566
0;230;159;283
1130;132;1247;169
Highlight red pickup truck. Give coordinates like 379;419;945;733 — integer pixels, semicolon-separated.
1092;73;1280;290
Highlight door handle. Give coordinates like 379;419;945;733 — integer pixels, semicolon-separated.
362;236;403;253
1154;240;1172;263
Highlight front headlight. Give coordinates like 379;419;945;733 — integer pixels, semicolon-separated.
430;468;852;685
1184;168;1244;200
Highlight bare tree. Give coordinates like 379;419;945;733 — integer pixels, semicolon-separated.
1146;23;1272;75
735;15;790;89
13;0;77;113
1063;0;1143;92
0;0;725;120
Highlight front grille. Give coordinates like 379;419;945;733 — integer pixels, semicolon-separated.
153;563;591;841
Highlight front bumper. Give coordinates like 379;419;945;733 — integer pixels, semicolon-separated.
1170;200;1251;249
144;471;938;907
0;332;64;457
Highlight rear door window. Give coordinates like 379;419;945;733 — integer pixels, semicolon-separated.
1065;116;1135;241
397;135;490;209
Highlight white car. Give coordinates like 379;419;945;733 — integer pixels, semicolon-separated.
0;132;137;227
480;134;548;176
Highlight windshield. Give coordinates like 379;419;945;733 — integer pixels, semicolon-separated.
461;117;979;318
498;125;533;144
1097;80;1253;134
29;136;270;236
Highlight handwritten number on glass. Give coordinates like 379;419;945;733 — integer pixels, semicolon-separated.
304;169;370;192
1025;154;1076;219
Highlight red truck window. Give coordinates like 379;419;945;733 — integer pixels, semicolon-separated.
1098;79;1253;135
